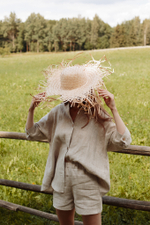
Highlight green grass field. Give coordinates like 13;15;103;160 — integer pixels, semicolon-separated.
0;49;150;224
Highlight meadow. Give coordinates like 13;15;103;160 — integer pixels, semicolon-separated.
0;49;150;224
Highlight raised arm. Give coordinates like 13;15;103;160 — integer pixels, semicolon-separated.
98;89;126;135
26;92;46;130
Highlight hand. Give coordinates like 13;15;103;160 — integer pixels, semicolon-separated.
98;89;116;111
29;92;46;111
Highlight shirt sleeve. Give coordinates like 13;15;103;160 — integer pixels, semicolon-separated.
25;109;55;142
105;121;132;152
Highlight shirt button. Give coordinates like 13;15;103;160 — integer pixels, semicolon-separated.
123;137;126;141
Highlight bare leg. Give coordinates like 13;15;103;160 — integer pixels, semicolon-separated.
56;208;75;225
82;213;101;225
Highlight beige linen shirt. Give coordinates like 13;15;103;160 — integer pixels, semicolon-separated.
26;103;132;196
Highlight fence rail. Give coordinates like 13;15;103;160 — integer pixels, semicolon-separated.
0;179;150;212
0;131;150;223
1;131;150;156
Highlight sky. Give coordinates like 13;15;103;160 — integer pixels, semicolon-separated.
0;0;150;27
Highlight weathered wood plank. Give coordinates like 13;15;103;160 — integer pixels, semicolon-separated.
0;131;48;143
0;200;83;225
103;196;150;211
0;131;27;140
0;179;51;194
0;179;150;211
113;145;150;156
0;131;150;156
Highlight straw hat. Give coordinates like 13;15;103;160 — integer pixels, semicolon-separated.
40;55;113;105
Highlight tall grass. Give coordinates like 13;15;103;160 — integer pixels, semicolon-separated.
0;50;150;224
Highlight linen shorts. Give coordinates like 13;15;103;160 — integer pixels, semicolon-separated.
53;161;102;215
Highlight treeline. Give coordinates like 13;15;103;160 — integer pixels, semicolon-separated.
0;12;150;53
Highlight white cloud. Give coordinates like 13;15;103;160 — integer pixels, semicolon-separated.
0;0;150;26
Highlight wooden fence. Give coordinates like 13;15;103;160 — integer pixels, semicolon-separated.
0;131;150;224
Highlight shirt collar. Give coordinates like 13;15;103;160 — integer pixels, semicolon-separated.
62;102;70;116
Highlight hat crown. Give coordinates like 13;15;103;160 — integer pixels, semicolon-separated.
60;66;87;90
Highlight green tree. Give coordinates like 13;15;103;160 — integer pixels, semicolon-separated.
33;14;47;52
52;17;87;52
91;14;100;48
17;23;25;52
25;13;36;51
84;19;92;50
2;12;21;52
67;18;79;51
124;20;137;46
110;17;143;48
118;24;126;47
142;19;150;46
146;21;150;45
25;13;47;52
110;25;122;47
58;18;69;51
52;21;62;52
44;20;56;52
0;20;3;47
133;16;142;46
76;17;86;50
97;22;112;49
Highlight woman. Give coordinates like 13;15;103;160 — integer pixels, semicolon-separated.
25;59;132;225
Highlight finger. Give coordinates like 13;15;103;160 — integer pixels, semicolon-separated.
35;99;43;102
33;97;44;103
34;95;43;100
98;89;112;96
98;91;110;96
103;96;110;100
98;88;108;92
34;102;40;108
36;92;46;97
33;92;46;99
99;90;110;95
98;89;107;93
99;93;110;98
35;102;39;106
100;92;113;99
32;99;41;104
98;88;107;92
